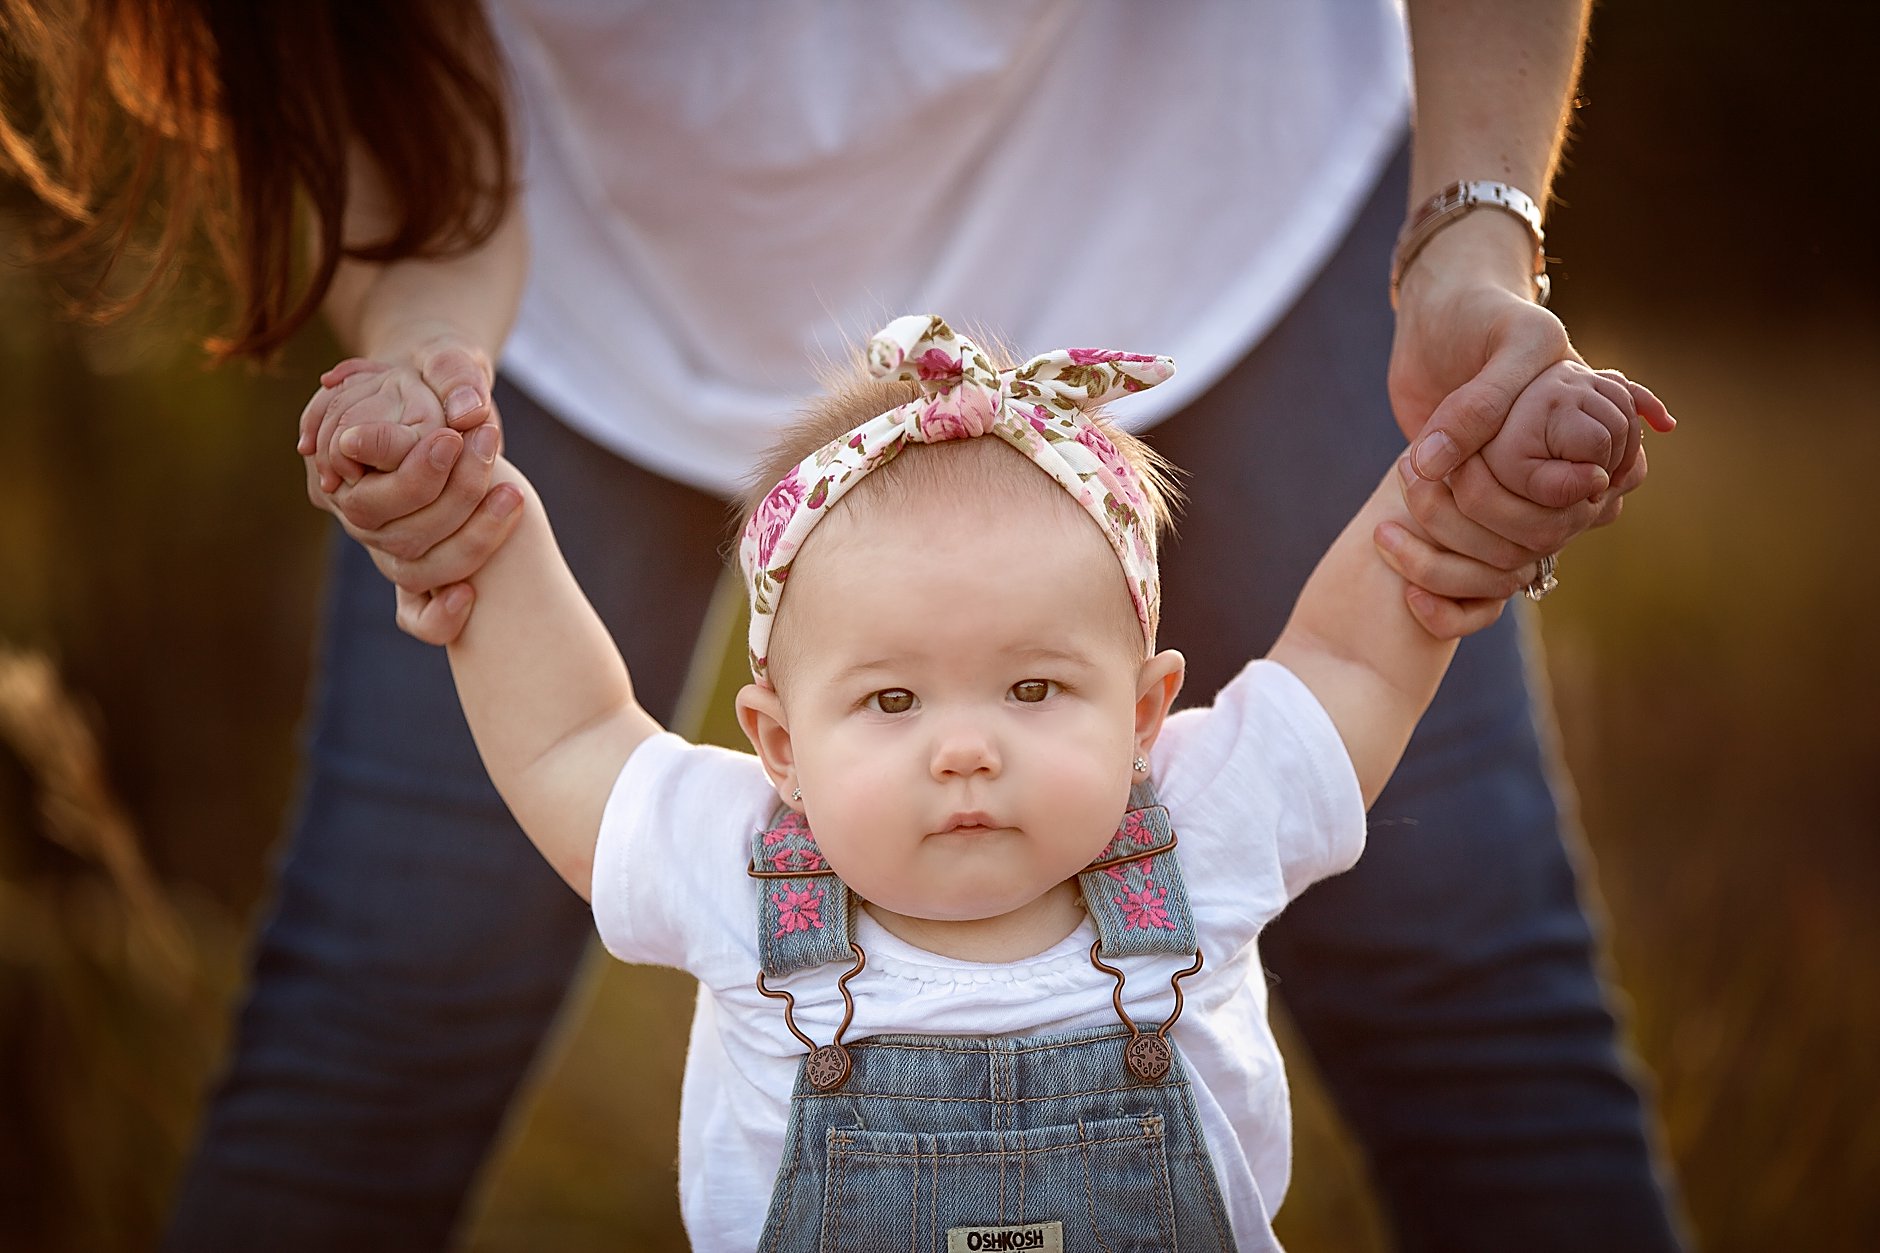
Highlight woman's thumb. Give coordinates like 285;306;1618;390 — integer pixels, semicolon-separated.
421;345;493;430
1411;368;1526;480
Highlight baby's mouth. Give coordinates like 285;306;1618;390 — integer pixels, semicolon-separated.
937;811;1000;834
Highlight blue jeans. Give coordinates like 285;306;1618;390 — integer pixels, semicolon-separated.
166;143;1682;1251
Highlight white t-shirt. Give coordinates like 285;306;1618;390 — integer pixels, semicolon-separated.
592;659;1366;1251
485;0;1411;496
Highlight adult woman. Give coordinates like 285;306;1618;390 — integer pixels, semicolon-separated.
5;2;1682;1249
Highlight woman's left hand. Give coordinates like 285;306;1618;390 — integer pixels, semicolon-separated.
1382;254;1670;635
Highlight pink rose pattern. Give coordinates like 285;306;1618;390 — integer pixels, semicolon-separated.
739;315;1175;684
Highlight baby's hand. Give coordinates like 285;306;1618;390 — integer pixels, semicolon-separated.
296;359;439;492
296;339;495;493
1480;360;1669;509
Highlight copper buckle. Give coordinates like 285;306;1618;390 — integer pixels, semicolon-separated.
1088;941;1203;1082
755;942;867;1092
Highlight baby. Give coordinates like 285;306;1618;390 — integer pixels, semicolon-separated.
303;315;1667;1251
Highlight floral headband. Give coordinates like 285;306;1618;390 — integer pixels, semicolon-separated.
739;314;1176;685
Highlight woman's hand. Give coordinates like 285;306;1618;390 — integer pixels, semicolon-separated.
298;333;523;643
1381;228;1674;634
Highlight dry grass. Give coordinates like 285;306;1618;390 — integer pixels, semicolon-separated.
0;649;242;1251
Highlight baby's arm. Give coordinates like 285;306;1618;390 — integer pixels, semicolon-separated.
432;460;662;897
1267;472;1460;809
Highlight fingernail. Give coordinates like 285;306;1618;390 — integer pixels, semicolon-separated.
1411;432;1459;479
428;436;458;470
1396;453;1418;488
490;485;521;517
470;425;499;461
445;585;472;613
338;428;362;458
446;388;481;422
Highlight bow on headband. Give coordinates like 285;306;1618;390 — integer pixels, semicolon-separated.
739;314;1176;685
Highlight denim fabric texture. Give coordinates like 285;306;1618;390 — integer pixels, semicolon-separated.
757;1027;1237;1253
165;139;1682;1252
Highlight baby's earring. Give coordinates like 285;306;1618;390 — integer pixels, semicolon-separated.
790;785;803;803
1132;756;1148;774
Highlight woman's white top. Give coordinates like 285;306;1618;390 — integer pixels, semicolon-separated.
484;0;1411;496
592;659;1367;1251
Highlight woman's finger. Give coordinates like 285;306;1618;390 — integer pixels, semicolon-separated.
328;428;465;533
373;480;523;595
1403;585;1507;640
394;583;477;646
417;342;496;433
1374;519;1541;602
1446;455;1600;555
1395;456;1543;571
346;424;501;565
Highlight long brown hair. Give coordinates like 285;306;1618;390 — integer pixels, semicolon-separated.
0;0;512;360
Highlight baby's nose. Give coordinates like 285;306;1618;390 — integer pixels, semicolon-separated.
929;723;1002;779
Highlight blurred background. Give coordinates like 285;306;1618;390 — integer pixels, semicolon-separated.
2;3;1875;1250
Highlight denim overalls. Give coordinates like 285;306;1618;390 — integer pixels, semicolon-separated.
747;782;1241;1252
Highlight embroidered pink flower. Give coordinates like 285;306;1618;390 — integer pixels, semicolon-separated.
770;847;826;874
748;471;806;570
1115;877;1174;931
773;884;826;938
1120;809;1158;846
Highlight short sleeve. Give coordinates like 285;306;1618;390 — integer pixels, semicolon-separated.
590;732;778;976
1152;659;1366;941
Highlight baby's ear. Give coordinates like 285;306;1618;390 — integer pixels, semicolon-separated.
735;683;800;807
1133;649;1186;759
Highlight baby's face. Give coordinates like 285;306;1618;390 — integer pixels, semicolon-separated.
754;490;1160;935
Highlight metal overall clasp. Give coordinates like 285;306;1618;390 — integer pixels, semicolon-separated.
1088;941;1204;1082
755;942;867;1092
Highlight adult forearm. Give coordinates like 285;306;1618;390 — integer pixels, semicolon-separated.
1402;0;1591;293
324;203;529;364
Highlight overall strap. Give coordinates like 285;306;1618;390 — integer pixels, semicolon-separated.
751;809;857;977
1075;780;1199;959
750;781;1198;974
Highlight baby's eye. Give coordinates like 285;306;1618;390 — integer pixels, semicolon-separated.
866;688;917;714
1011;679;1058;704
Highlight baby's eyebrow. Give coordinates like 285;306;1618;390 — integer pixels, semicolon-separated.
1002;645;1101;670
825;656;906;686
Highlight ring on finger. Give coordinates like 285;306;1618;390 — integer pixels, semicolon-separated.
1524;553;1559;602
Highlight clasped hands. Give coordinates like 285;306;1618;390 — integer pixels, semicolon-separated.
300;292;1673;646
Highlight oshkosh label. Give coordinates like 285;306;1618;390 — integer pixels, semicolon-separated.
945;1221;1063;1252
